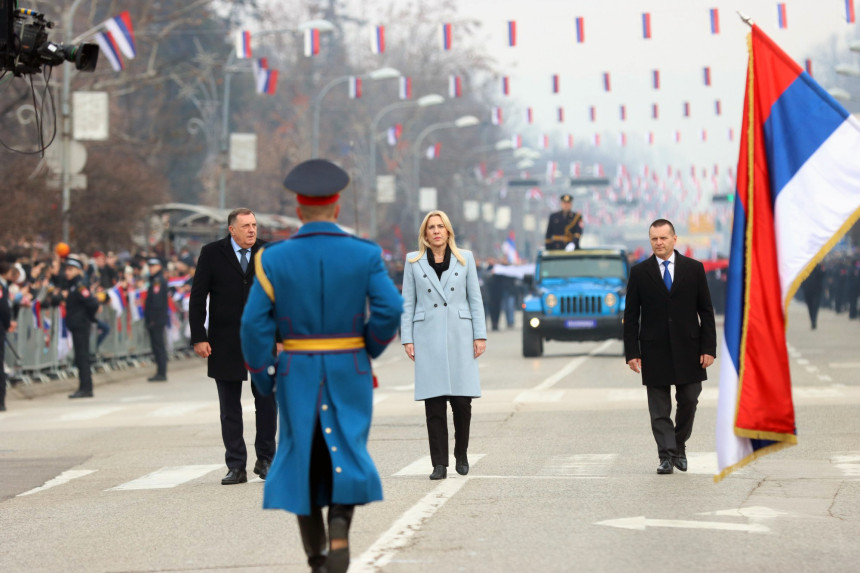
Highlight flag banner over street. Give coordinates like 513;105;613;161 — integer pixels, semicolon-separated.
715;23;860;482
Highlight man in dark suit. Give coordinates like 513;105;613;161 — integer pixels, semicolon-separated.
623;219;716;475
545;193;584;250
189;208;277;485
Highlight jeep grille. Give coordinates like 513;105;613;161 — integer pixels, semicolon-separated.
558;295;603;315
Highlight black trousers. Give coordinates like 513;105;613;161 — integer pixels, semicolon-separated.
70;326;92;394
0;331;6;407
147;324;167;376
215;379;277;469
424;396;472;467
646;382;702;461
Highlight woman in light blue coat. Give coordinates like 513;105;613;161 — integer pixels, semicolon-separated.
401;210;487;480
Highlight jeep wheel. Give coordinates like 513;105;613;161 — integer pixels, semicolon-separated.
522;327;543;357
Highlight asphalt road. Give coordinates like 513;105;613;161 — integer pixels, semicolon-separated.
2;302;859;572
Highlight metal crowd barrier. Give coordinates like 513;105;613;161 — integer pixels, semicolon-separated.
3;300;193;385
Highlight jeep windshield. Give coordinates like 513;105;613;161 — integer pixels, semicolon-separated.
539;256;626;280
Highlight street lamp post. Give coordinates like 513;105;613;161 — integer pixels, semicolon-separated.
311;67;401;158
410;115;480;232
60;0;87;244
367;94;445;240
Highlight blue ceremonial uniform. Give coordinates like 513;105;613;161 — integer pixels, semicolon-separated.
240;221;403;516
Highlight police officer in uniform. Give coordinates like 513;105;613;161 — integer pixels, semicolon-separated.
144;258;169;382
0;258;19;412
241;159;403;573
545;193;584;250
65;257;100;398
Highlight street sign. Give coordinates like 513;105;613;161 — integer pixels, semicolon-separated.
419;187;437;212
44;140;87;175
376;175;396;203
73;92;109;141
229;133;257;171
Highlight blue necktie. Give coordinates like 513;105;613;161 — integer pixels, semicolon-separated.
662;260;672;291
239;249;249;273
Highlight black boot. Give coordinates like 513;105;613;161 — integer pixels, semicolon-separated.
297;508;327;573
327;504;355;573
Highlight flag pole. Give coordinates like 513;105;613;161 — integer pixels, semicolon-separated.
737;11;754;27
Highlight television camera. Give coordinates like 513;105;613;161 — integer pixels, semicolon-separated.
1;1;99;75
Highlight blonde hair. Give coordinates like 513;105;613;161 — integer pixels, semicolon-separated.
408;210;466;266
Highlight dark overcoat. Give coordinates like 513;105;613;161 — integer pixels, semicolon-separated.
623;252;717;387
240;222;403;516
189;235;265;381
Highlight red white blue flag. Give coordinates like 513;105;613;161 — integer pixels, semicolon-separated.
602;72;611;92
567;134;575;149
507;20;517;46
304;28;320;56
491;106;503;125
574;17;585;43
589;106;596;122
349;76;362;99
805;58;813;76
261;69;278;95
683;101;690;117
526;107;533;124
557;107;564;123
704;66;712;86
511;134;522;149
441;23;453;50
426;142;442;159
700;128;707;141
94;31;123;71
715;99;722;115
710;8;720;34
502;76;510;95
539;134;549;149
387;124;403;146
848;1;857;23
399;76;412;100
652;103;659;119
371;25;385;54
104;11;136;59
592;133;600;147
652;69;660;89
647;131;655;145
617;132;627;147
620;105;627;121
642;12;652;39
777;3;787;28
551;74;560;93
449;75;462;98
715;25;860;481
503;231;521;264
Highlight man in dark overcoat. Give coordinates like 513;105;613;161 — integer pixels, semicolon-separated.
189;208;277;485
623;219;717;474
65;257;100;399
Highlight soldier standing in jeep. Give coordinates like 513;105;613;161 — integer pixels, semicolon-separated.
545;193;584;250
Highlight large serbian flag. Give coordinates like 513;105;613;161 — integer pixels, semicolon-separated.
715;25;860;481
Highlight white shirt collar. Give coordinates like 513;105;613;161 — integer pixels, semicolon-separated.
230;237;244;252
657;251;675;267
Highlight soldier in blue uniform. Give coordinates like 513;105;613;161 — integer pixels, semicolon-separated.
64;257;100;399
240;159;403;573
544;193;584;250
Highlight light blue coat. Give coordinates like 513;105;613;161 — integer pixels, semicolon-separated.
240;222;403;516
400;249;487;400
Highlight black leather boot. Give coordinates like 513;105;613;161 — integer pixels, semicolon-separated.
297;508;328;573
327;504;355;573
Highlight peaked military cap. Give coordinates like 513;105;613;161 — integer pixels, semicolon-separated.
65;257;84;270
283;159;350;206
147;258;162;266
560;193;573;202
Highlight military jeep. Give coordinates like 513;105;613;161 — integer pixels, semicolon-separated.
521;248;629;357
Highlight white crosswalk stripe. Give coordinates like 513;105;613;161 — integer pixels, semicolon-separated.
393;455;486;477
541;453;616;477
17;470;97;497
109;465;222;491
60;406;125;421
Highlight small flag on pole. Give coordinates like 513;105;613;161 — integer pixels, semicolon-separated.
349;76;362;99
507;20;517;46
567;134;575;148
527;107;534;124
552;74;560;93
701;128;707;142
777;3;787;28
371;25;385;54
387;124;402;146
592;133;601;147
683;102;690;117
512;134;522;149
642;12;652;39
704;66;712;86
492;106;503;125
620;105;627;121
105;11;136;59
574;17;585;43
805;58;813;76
502;76;510;95
652;69;660;89
449;75;462;97
441;23;453;50
652;103;659;119
715;99;722;116
710;8;720;34
539;134;549;149
557;107;564;123
399;76;412;100
848;0;857;23
618;132;627;147
304;28;320;56
426;142;442;159
728;127;734;141
674;130;681;143
589;106;596;122
603;72;611;92
647;131;655;145
94;32;123;71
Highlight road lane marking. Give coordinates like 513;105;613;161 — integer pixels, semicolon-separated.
515;390;565;403
17;469;97;497
829;362;860;368
373;356;404;368
60;406;124;421
388;384;413;391
351;477;469;572
516;340;615;403
120;395;156;403
596;516;770;533
109;465;222;490
148;402;208;418
831;453;860;478
373;394;389;406
541;454;616;477
698;506;796;519
393;455;485;477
